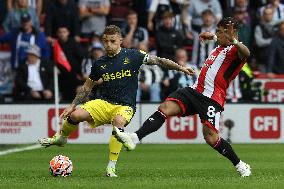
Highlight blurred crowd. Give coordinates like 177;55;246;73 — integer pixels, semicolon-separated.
0;0;284;103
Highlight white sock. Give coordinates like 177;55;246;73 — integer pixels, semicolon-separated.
107;160;117;168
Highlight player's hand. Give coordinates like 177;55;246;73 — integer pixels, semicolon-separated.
30;91;41;99
199;32;215;42
43;90;53;99
180;66;195;75
224;23;235;43
60;104;76;119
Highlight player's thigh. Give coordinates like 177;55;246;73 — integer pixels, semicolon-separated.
70;107;93;123
199;102;222;132
163;87;196;116
111;106;134;127
80;99;109;127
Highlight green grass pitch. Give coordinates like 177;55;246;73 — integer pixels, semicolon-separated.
0;144;283;189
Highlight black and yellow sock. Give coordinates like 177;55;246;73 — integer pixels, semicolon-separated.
109;128;124;161
60;117;79;137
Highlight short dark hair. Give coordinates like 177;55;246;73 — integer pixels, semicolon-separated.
217;17;239;30
103;25;121;36
201;9;214;17
127;10;137;17
161;11;174;19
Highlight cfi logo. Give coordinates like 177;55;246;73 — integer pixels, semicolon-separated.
166;115;197;139
264;82;284;102
250;108;281;139
123;57;130;64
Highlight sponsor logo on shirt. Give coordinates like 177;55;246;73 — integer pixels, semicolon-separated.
102;69;132;81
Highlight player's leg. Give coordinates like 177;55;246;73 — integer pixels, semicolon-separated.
114;100;183;150
106;104;134;177
202;124;251;177
136;100;182;140
106;115;128;177
39;108;92;147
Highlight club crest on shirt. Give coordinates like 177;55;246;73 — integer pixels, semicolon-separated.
123;57;130;64
207;55;216;61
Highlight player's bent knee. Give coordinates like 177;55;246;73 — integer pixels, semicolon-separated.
202;126;219;147
69;112;82;123
204;135;216;146
158;101;182;116
112;115;127;127
70;109;92;123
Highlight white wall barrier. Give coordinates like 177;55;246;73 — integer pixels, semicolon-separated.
0;104;283;144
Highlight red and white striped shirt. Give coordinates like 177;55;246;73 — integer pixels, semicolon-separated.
192;45;245;107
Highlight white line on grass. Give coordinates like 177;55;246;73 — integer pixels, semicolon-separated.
0;144;42;156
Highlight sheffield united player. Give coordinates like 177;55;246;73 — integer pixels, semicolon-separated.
114;17;251;177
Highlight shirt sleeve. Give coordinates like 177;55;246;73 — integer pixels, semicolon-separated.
137;50;149;65
88;61;101;81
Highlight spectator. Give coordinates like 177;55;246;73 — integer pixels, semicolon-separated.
147;0;172;32
7;0;43;17
0;1;8;25
132;0;148;28
186;0;222;31
0;51;13;101
167;48;198;94
259;0;284;23
14;45;53;101
0;12;50;69
191;9;216;68
44;0;81;43
267;22;284;76
156;11;183;60
156;11;184;99
81;41;105;80
2;0;40;33
54;26;85;101
108;0;133;28
78;0;110;38
254;7;276;71
137;63;164;102
121;10;149;51
80;41;105;100
226;76;242;102
224;0;254;25
233;9;252;49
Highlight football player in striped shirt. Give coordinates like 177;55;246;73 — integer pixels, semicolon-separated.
115;17;251;177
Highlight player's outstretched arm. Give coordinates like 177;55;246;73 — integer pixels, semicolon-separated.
146;55;195;75
224;25;250;59
60;78;103;119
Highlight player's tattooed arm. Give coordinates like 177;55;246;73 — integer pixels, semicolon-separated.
72;78;102;106
60;78;103;119
146;55;195;75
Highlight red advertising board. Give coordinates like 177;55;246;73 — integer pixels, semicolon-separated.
250;108;281;139
48;108;79;139
166;116;198;139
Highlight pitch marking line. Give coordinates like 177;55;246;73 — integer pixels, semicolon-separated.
0;144;41;156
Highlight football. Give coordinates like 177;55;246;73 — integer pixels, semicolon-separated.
49;155;73;177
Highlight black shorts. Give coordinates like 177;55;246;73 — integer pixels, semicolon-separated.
166;87;223;132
